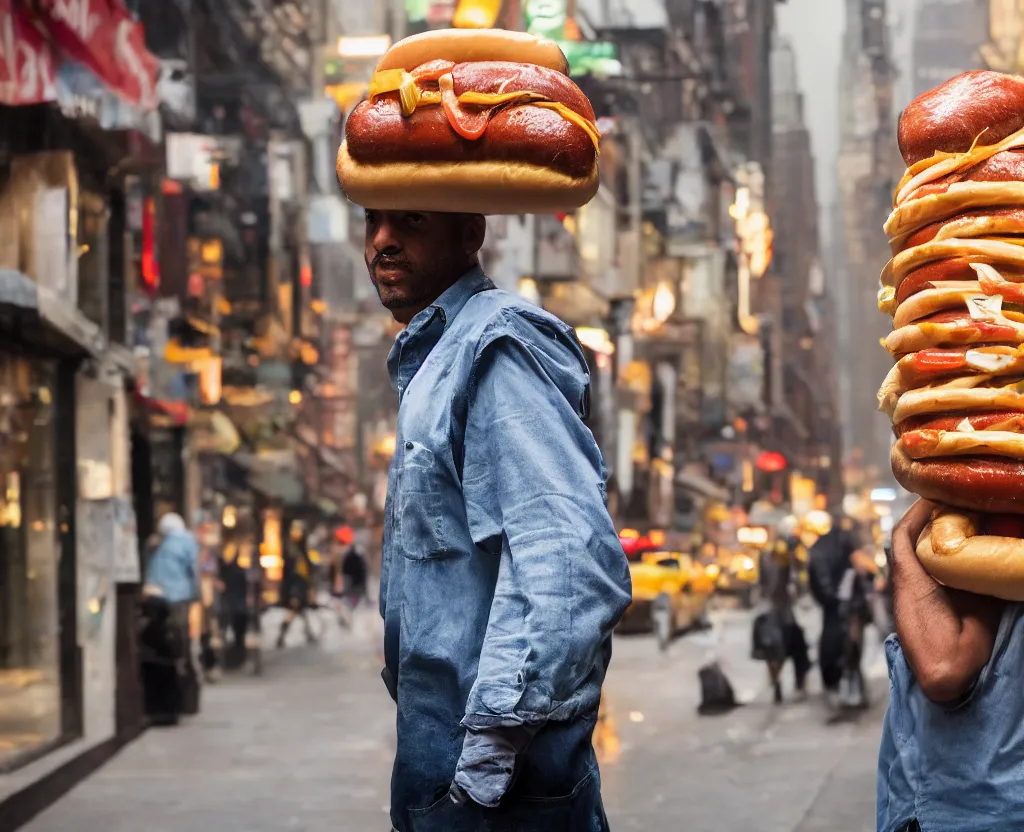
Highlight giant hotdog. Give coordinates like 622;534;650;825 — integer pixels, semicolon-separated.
336;29;600;214
879;70;1024;599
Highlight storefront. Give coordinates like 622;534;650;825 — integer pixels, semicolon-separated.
0;353;69;772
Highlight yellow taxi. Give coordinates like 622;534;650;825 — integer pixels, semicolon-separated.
618;551;715;650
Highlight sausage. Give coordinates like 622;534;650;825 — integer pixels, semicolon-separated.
898;409;1024;435
345;94;596;179
896;258;1024;304
898;71;1024;165
892;443;1024;514
451;62;596;121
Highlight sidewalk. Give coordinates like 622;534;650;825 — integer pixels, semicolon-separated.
27;608;396;832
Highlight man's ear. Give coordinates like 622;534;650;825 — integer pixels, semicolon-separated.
463;214;486;256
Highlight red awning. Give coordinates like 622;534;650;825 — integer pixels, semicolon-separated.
32;0;161;109
0;0;57;105
135;390;190;426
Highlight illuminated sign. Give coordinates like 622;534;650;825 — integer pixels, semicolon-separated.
453;0;503;28
730;162;773;334
730;163;773;278
336;35;391;59
325;82;368;114
407;0;458;27
524;0;567;39
558;41;622;77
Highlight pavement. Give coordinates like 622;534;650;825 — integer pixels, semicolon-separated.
25;600;886;832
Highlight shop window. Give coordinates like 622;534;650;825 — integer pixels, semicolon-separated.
0;356;60;768
77;192;110;335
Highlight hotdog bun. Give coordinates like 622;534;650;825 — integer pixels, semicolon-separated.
337;143;598;214
375;29;570;75
916;506;1024;601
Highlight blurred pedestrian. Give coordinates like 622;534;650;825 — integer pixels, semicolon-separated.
877;501;1007;831
366;210;630;830
138;594;184;725
757;537;810;703
808;517;857;699
142;512;201;717
836;543;874;709
276;520;317;648
331;525;369;628
216;539;250;670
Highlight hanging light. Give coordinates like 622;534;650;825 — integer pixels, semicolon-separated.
756;451;787;473
652;281;676;323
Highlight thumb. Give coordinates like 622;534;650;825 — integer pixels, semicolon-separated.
893;499;936;551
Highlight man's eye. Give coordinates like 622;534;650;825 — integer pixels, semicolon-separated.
406;213;424;226
365;211;377;225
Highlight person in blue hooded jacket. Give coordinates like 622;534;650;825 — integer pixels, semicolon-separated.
145;512;200;605
143;512;201;714
364;207;632;832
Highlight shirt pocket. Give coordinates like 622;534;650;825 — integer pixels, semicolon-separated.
399;441;459;561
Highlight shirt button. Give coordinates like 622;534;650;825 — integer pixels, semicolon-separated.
405;441;414;451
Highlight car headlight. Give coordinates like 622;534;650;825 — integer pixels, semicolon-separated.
742;557;755;572
705;564;721;579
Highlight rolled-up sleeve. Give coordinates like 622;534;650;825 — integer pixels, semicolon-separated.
452;320;631;803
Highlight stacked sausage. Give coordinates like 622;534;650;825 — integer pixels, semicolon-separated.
879;70;1024;600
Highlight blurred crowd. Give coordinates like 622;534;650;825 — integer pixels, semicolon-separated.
751;513;892;712
136;512;371;724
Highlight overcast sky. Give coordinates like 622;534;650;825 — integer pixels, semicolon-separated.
776;0;916;237
776;0;842;218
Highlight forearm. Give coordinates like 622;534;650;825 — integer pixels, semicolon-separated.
892;540;997;701
454;524;625;805
893;542;963;672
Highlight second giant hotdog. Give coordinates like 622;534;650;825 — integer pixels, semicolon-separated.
337;30;601;214
878;70;1024;600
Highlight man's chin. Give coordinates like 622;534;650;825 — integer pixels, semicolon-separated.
377;294;424;323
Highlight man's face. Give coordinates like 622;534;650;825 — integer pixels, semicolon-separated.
364;210;485;324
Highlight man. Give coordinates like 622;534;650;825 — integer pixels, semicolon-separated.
276;520;318;648
877;501;1013;832
367;208;631;831
757;536;809;704
331;525;369;628
215;537;250;670
808;517;857;698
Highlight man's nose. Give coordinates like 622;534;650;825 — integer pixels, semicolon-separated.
373;217;401;252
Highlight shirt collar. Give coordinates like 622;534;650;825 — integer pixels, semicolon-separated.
387;266;494;395
429;265;493;328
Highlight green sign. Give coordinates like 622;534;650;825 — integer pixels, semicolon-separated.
406;0;431;22
524;0;567;39
557;41;622;78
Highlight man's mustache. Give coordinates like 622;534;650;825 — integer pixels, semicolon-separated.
372;251;412;272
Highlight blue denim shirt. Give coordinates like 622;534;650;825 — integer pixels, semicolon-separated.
878;604;1024;832
381;267;631;831
144;530;200;604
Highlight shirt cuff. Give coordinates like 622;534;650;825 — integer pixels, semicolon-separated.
452;725;538;808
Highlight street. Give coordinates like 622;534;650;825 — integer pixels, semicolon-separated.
25;602;885;832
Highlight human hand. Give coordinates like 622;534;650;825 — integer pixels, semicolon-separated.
891;499;936;569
